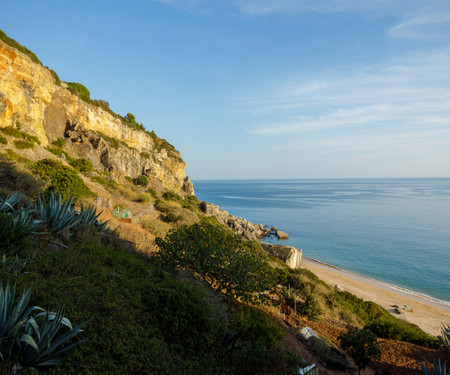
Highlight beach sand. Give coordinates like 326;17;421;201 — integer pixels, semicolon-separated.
301;258;450;337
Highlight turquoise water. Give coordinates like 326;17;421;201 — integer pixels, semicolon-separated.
194;179;450;305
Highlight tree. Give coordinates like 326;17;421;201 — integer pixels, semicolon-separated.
338;329;381;374
154;223;276;303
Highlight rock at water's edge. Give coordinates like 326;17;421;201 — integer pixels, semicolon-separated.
261;243;302;269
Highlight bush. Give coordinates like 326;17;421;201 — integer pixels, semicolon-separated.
234;306;285;349
124;176;133;184
135;174;149;187
14;139;34;149
163;190;183;203
66;82;91;103
0;136;7;145
165;212;183;223
365;319;439;348
45;146;73;162
155;223;277;303
338;329;381;374
51;137;66;148
146;187;157;197
91;176;118;190
69;158;94;172
135;193;150;203
0;213;35;256
31;159;92;201
0;126;40;145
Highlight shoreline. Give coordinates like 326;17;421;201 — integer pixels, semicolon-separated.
301;257;450;337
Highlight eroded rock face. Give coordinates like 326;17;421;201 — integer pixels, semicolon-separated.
261;243;302;269
182;176;195;196
0;39;186;193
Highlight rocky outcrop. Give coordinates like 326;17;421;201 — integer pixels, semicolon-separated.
182;176;195;196
0;39;186;193
200;202;291;247
261;243;302;269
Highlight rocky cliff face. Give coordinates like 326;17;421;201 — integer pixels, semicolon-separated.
0;39;187;193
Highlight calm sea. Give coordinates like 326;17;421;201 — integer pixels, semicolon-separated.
194;179;450;305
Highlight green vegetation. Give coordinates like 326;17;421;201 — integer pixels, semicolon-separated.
49;68;61;85
0;135;7;145
365;319;440;348
234;305;285;349
52;137;66;148
440;325;450;348
0;213;36;256
421;358;448;375
91;175;118;190
0;126;41;146
146;187;157;197
14;139;34;149
46;146;73;162
135;174;149;187
155;223;277;303
338;329;381;375
66;82;91;103
0;28;42;65
165;212;183;223
31;159;92;201
69;158;94;173
95;131;120;149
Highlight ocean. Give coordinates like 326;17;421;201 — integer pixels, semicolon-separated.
194;178;450;305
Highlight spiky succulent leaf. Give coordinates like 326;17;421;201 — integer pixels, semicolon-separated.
0;193;23;213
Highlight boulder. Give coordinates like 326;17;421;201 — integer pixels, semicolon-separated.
276;230;289;239
261;243;302;268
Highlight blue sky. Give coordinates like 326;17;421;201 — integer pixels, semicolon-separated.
2;0;450;179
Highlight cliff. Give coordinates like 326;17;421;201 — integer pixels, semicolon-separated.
0;37;188;193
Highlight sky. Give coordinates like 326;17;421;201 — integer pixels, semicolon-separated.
2;0;450;179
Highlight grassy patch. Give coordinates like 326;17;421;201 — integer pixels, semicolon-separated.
13;139;34;149
91;175;118;190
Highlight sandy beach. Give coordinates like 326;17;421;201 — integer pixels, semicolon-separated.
301;258;450;337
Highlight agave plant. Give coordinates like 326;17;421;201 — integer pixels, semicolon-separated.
0;193;24;213
1;253;34;276
0;282;44;345
439;325;450;349
421;358;449;375
34;191;82;236
0;283;89;371
14;306;90;370
76;204;111;234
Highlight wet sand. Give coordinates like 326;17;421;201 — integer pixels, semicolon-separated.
301;257;450;337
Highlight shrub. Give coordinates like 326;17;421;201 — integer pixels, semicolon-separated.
165;212;183;223
14;139;34;149
234;306;285;349
0;213;35;256
49;68;61;85
146;187;157;197
92;176;118;190
0;126;40;145
45;146;73;162
140;152;150;159
155;223;277;303
338;329;381;375
69;158;94;172
0;136;7;145
365;319;439;348
135;193;150;203
31;159;92;201
135;174;149;187
163;190;183;203
66;82;91;103
124;176;133;184
298;294;323;321
51;137;66;148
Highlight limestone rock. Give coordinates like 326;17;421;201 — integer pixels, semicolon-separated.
276;230;289;239
0;39;186;194
261;243;302;268
182;176;195;195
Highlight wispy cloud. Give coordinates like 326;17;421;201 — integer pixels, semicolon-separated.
389;5;450;39
245;48;450;159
